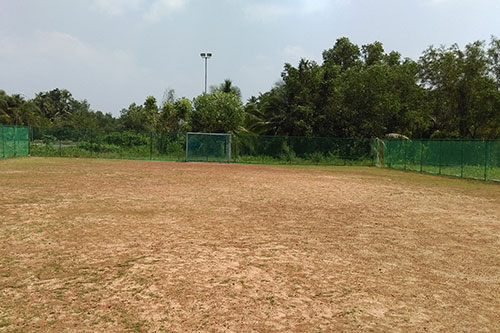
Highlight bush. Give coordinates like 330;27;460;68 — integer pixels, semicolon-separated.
103;131;148;147
307;151;324;164
30;143;58;156
279;143;296;163
42;135;56;145
77;141;120;153
166;141;184;154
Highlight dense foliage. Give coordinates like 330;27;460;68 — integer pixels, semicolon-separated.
2;36;500;139
246;36;500;139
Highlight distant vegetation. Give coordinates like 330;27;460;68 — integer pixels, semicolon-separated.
2;36;500;139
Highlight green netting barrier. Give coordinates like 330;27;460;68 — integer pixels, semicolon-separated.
232;134;373;165
0;125;30;159
19;126;500;182
29;127;375;165
379;139;500;182
30;127;181;161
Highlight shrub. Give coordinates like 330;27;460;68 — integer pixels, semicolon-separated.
42;135;56;145
307;151;324;164
77;141;120;153
103;131;148;147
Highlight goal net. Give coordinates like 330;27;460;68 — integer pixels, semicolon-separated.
1;125;30;159
186;132;231;163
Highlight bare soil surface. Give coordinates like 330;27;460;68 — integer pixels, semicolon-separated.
1;157;499;332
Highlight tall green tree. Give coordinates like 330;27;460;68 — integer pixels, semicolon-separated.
192;91;244;133
245;84;288;135
362;41;385;66
488;36;500;89
279;59;323;136
158;97;193;132
210;79;242;99
33;89;74;125
419;41;500;138
249;37;431;139
120;103;146;131
143;96;159;131
322;37;361;70
0;90;45;126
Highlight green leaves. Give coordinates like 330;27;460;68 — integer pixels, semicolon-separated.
248;36;500;140
419;38;500;138
0;90;46;127
322;37;361;70
158;97;193;133
210;79;242;99
192;91;244;133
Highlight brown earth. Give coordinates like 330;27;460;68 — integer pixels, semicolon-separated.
0;157;499;332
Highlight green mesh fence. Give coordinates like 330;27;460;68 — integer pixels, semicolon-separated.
379;139;500;182
29;127;375;165
21;126;500;181
30;127;186;161
0;125;30;159
232;134;373;165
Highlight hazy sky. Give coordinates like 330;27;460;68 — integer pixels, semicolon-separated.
1;0;499;116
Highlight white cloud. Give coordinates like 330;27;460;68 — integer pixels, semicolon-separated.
242;0;342;22
143;0;189;22
30;31;142;81
301;0;331;14
0;31;163;114
92;0;188;22
244;2;292;22
36;31;91;59
92;0;143;16
420;0;471;5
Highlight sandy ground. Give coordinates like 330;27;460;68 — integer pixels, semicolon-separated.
0;157;499;332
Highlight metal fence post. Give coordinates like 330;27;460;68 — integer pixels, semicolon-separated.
403;141;407;170
438;140;442;175
29;127;32;156
1;126;4;159
185;132;189;162
228;134;232;163
484;140;489;181
419;140;423;173
460;140;464;178
13;126;17;157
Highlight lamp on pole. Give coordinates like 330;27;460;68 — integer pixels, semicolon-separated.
200;52;212;94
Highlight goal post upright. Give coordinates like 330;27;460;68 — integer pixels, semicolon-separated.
185;132;189;162
228;134;231;163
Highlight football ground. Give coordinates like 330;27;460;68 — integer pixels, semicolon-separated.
1;157;499;332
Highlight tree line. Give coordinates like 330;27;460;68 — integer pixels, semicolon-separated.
2;36;500;139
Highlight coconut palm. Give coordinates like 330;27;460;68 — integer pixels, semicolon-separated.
210;79;242;99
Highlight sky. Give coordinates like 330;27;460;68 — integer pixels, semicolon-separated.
1;0;499;116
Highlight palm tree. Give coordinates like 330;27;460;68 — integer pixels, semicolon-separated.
0;90;12;124
210;79;242;99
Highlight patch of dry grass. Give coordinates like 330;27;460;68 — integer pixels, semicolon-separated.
1;157;499;332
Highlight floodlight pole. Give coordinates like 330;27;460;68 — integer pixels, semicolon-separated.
200;52;212;94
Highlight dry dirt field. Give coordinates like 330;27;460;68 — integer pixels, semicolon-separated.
1;157;500;332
